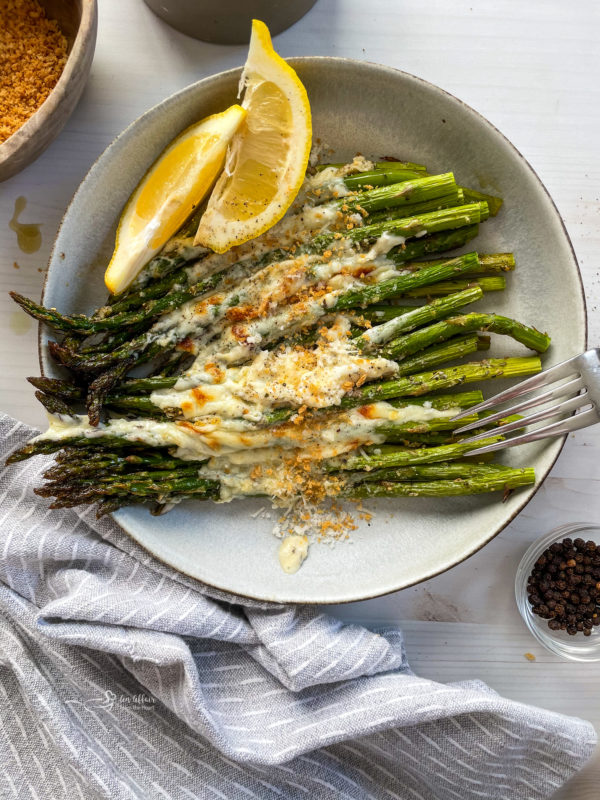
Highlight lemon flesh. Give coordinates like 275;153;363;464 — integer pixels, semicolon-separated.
194;20;312;253
105;104;246;295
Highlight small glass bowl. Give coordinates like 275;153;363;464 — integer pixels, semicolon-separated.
515;523;600;662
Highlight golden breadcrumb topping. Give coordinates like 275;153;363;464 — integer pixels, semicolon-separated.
0;0;68;143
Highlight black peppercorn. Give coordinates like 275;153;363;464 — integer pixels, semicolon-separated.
526;537;600;638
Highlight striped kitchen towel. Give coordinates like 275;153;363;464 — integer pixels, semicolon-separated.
0;414;596;799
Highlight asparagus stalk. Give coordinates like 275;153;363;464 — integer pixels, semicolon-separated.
358;286;483;350
343;357;541;405
400;276;506;297
118;375;178;394
335;252;481;309
103;387;487;427
78;321;153;354
342;168;426;189
47;336;169;373
390;225;479;263
117;237;206;288
37;475;219;500
388;434;463;447
47;375;166;403
394;252;514;275
156;350;193;377
387;391;484;410
47;467;533;511
328;438;501;471
377;416;480;437
382;412;522;443
34;391;75;416
393;334;490;377
460;187;503;216
361;192;463;223
87;361;133;426
102;266;191;315
382;313;551;360
10;268;225;335
346;470;534;497
313;202;488;251
5;436;166;464
27;376;84;400
336;173;456;214
356;296;497;327
39;457;531;510
317;161;428;173
106;396;168;417
38;465;204;493
43;454;192;480
345;461;523;483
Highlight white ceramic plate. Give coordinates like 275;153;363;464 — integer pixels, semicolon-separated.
41;59;586;603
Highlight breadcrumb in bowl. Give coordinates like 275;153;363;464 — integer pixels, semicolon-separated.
0;0;97;182
0;0;68;144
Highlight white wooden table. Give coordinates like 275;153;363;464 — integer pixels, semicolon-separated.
1;1;598;795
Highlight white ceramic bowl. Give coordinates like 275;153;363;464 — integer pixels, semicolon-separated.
40;59;586;603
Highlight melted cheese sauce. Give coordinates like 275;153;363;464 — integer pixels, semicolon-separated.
151;238;404;365
366;231;406;259
278;535;309;574
154;245;364;341
151;317;397;421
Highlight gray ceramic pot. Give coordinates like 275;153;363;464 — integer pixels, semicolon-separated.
142;0;318;44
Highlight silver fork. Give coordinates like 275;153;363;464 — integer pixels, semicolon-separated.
450;348;600;456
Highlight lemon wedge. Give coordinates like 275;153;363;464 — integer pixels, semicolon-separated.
194;19;312;253
104;104;246;294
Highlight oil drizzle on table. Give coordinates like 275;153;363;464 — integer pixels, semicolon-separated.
9;197;42;254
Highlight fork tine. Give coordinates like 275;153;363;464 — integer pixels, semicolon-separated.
451;358;582;422
464;407;599;457
453;375;586;434
458;392;589;443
